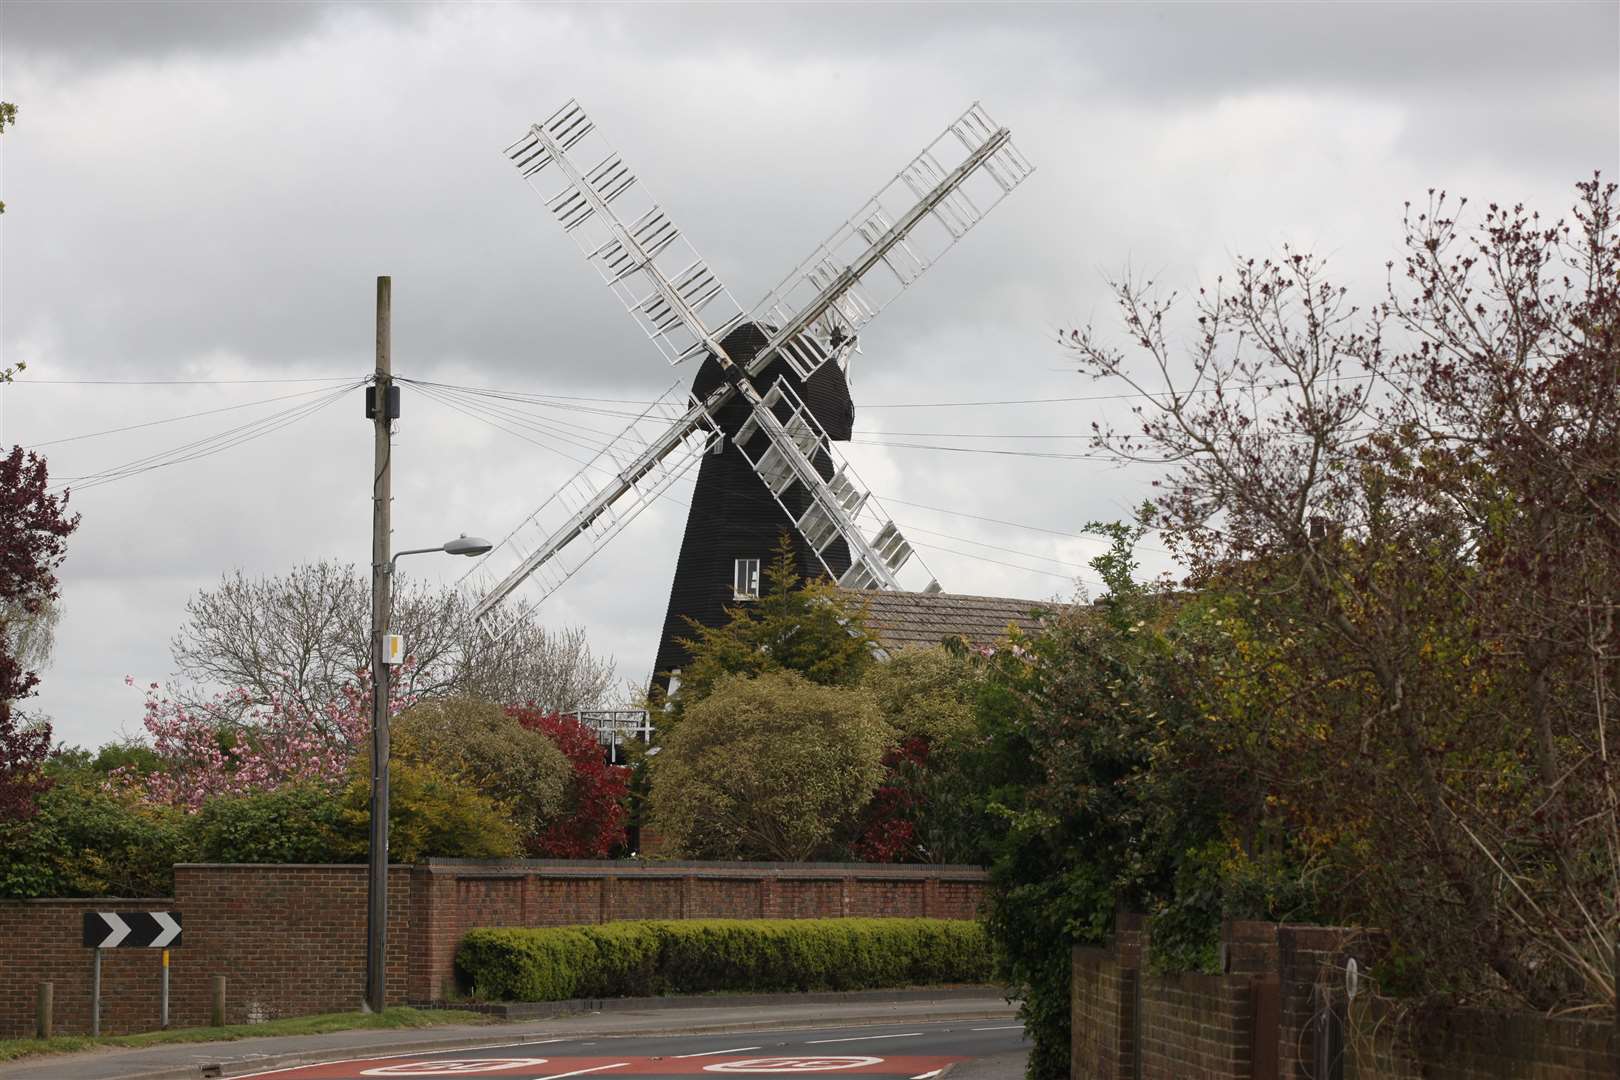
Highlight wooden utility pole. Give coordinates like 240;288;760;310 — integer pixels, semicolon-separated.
365;275;393;1014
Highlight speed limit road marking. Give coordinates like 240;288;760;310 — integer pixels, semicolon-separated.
239;1052;962;1078
704;1059;884;1073
360;1062;553;1076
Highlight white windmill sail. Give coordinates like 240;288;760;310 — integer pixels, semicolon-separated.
750;102;1035;382
461;380;720;620
503;101;748;367
467;99;1033;620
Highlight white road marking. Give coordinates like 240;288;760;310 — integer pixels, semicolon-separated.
674;1047;765;1058
361;1061;551;1076
911;1070;944;1079
970;1025;1023;1031
705;1058;884;1073
804;1033;923;1045
536;1065;631;1080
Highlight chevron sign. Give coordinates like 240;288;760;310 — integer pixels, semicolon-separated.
82;911;182;949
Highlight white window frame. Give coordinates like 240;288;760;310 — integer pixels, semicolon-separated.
733;557;761;600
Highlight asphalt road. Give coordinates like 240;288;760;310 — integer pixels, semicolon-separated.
236;1019;1029;1080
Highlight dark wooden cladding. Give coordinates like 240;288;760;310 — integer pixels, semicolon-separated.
652;322;855;683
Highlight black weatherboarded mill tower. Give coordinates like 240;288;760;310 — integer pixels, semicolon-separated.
652;323;855;682
461;100;1032;674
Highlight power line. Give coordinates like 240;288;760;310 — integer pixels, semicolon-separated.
54;381;362;491
420;385;1109;589
851;438;1126;462
24;385;360;449
12;376;361;386
858;373;1378;409
910;540;1088;585
896;523;1096;574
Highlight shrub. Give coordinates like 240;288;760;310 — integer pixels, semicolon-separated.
332;757;522;861
456;918;991;1001
188;782;343;863
648;671;891;860
507;706;630;857
392;697;571;842
0;775;188;898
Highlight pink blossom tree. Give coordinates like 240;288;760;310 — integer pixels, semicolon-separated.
119;670;415;810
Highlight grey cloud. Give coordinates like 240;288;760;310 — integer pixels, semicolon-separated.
8;0;1616;748
1;0;420;63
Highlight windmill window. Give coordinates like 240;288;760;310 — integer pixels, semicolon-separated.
733;558;761;600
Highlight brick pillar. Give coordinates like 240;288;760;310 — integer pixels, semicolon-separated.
680;876;693;919
841;876;853;917
759;877;776;918
599;875;614;924
923;877;939;918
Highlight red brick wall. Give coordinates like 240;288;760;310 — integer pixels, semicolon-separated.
0;860;985;1038
1070;916;1617;1080
1343;997;1616;1080
1137;971;1252;1079
0;897;172;1038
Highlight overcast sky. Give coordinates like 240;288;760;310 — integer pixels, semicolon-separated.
2;0;1615;750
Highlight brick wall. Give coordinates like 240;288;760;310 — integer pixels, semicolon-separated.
1137;971;1253;1079
1342;996;1616;1080
0;859;986;1038
0;897;171;1038
1070;916;1616;1080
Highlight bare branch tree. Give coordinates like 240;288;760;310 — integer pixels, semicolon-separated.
170;561;617;715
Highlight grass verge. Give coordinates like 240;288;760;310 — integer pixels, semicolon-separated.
0;1006;492;1063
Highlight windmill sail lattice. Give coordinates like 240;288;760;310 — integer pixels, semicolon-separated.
461;380;720;620
467;99;1033;623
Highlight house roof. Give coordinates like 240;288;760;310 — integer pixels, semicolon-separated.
837;588;1073;651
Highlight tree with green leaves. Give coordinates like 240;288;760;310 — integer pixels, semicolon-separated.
0;101;15;221
663;533;876;718
391;697;572;852
1060;178;1619;1015
648;670;891;860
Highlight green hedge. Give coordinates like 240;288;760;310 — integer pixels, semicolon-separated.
455;918;992;1001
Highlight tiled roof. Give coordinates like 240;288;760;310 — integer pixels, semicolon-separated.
838;588;1074;651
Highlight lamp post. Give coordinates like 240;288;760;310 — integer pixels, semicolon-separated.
365;533;492;1014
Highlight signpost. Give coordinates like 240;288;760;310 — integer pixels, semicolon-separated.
82;911;183;1034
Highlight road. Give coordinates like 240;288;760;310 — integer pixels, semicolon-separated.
236;1018;1028;1080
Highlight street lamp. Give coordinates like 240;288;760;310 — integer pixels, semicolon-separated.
366;533;492;1014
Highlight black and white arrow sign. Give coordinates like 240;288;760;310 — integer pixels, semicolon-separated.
82;911;182;949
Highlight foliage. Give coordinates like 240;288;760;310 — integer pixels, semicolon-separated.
852;645;985;863
188;783;343;864
648;670;891;860
456;918;991;1002
0;771;187;898
0;446;78;823
1061;177;1620;1013
392;697;571;845
862;645;979;745
508;705;630;857
0;100;14;219
970;527;1277;1080
1;595;59;683
170;561;617;718
664;533;877;716
116;675;390;809
333;755;521;862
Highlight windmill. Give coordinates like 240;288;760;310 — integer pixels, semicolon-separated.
460;99;1033;685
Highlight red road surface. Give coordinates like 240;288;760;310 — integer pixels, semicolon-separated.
253;1054;963;1079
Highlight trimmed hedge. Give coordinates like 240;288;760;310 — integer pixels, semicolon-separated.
456;917;991;1001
